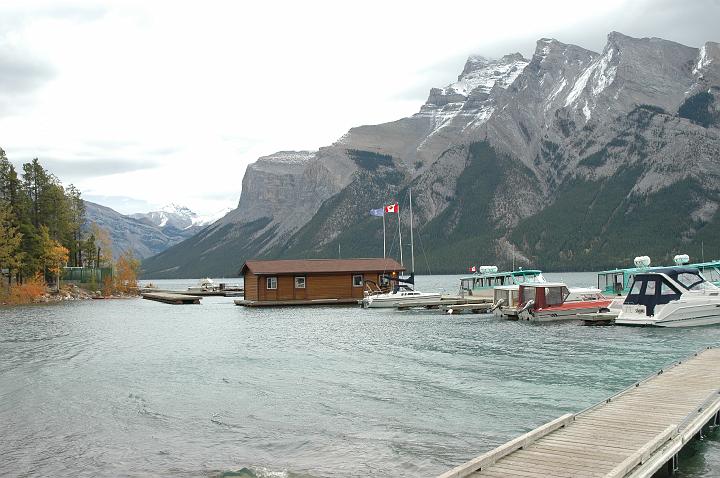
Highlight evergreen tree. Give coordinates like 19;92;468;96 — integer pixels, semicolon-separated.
0;202;24;291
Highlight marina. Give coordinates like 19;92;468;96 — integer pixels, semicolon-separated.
1;273;719;477
439;347;720;478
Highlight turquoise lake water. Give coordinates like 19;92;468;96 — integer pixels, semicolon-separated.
1;273;719;477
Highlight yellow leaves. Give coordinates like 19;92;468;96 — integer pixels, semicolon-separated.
0;274;46;305
114;250;140;294
46;243;69;276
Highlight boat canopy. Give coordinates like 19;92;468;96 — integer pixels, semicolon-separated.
519;283;570;308
624;268;718;316
459;269;543;281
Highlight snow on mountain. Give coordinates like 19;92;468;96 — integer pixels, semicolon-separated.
131;203;228;231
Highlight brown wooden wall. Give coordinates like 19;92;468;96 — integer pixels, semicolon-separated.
249;272;384;301
243;271;259;301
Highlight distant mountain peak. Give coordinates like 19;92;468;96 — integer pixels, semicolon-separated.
160;203;195;216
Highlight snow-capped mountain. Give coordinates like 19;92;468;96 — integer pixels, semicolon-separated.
131;203;229;231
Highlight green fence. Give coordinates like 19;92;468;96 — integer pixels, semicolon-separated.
61;267;113;284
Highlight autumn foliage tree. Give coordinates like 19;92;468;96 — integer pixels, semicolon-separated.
114;250;140;294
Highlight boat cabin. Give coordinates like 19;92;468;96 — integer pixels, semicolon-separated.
460;268;545;297
493;285;520;309
623;267;718;316
239;258;405;305
598;256;720;296
518;283;570;309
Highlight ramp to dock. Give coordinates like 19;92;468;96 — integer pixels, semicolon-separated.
439;347;720;478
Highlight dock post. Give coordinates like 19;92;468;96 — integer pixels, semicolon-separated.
667;453;679;474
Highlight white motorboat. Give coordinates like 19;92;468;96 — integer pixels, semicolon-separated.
362;286;442;308
615;267;720;327
187;278;218;293
362;189;440;309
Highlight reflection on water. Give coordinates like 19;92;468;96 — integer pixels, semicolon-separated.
0;274;718;477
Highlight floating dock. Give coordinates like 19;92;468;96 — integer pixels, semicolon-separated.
396;296;492;311
140;288;242;297
234;298;359;307
141;292;201;304
439;347;720;478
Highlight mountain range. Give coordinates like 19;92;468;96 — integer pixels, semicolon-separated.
84;202;228;259
140;32;720;278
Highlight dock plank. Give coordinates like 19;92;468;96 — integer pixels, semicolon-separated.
439;347;720;478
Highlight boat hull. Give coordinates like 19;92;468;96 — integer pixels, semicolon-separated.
616;302;720;327
362;294;442;309
518;300;612;322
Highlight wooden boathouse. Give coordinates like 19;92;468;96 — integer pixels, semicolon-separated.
237;258;404;306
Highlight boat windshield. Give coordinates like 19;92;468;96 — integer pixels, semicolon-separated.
699;266;720;283
675;272;716;291
515;273;541;284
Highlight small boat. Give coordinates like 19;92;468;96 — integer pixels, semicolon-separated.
614;267;720;327
361;285;442;308
512;282;612;322
187;278;218;293
459;266;545;299
493;284;610;319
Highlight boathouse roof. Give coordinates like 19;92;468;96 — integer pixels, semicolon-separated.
240;258;405;275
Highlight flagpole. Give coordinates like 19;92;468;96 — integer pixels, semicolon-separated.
398;203;403;267
409;189;415;275
382;212;386;259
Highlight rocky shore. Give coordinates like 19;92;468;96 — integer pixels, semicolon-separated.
35;284;139;303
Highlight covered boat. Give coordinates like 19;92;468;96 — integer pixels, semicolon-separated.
459;267;545;299
512;283;612;322
615;267;720;327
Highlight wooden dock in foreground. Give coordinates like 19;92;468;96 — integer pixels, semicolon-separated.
439;347;720;478
141;292;201;304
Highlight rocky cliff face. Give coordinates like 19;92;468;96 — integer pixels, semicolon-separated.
141;32;720;278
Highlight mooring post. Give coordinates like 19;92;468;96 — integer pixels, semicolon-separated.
667;453;679;474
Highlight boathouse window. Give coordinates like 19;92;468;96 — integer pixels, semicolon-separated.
352;274;363;287
294;277;306;289
266;277;277;290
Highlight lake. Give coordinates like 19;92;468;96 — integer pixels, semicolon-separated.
1;273;719;477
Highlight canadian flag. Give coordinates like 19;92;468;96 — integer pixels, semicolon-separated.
469;265;477;273
384;203;399;214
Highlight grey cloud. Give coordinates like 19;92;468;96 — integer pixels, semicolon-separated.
0;49;55;95
0;2;109;27
11;157;160;180
82;194;154;215
394;53;470;101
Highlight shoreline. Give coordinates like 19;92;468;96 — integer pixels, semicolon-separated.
1;284;139;307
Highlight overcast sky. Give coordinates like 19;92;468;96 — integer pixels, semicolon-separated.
1;0;718;216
